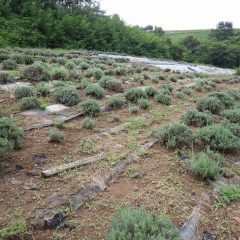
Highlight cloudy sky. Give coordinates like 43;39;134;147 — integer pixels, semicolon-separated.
100;0;240;30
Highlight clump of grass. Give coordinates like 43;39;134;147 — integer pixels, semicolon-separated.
145;86;158;97
221;108;240;123
85;67;103;79
0;72;14;84
216;186;240;207
2;59;17;70
0;221;29;239
156;72;166;80
18;96;41;110
0;137;13;159
108;205;181;240
189;152;221;181
82;118;95;129
84;83;105;98
80;99;101;117
129;106;140;114
36;82;49;97
21;62;50;82
0;117;23;150
78;139;97;154
182;109;214;127
114;66;127;76
196;124;240;151
108;96;124;109
99;76;123;92
125;88;147;102
155;92;172;105
14;86;34;99
51;66;68;81
137;98;150;110
209;92;235;109
152;123;193;149
197;96;224;114
48;128;65;143
125;116;146;135
52;86;80;106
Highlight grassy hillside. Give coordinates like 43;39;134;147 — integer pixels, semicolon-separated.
165;29;240;43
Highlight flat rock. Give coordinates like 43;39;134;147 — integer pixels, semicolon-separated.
0;82;31;91
20;104;69;116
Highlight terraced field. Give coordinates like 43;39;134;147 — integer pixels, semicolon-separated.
0;48;240;240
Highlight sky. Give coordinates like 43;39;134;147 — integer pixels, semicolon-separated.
100;0;240;30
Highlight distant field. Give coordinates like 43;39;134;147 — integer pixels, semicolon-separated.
165;29;240;43
165;29;211;43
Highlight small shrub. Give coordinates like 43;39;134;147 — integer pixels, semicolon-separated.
170;76;177;82
208;92;235;108
129;106;140;114
189;152;221;181
0;53;9;62
182;109;214;127
85;68;103;79
145;86;158;97
216;186;240;206
162;84;173;94
153;123;193;149
108;97;124;109
0;118;23;149
221;108;240;123
125;88;147;102
137;98;150;110
80;99;101;117
0;137;13;159
11;54;33;64
48;128;64;143
2;59;17;70
180;87;191;95
79;62;90;70
65;61;76;70
21;63;50;82
99;76;123;92
82;118;95;129
114;66;127;76
18;96;41;110
52;86;80;106
36;82;49;97
51;66;68;81
196;124;240;151
156;72;166;80
108;205;181;240
14;86;34;99
175;91;186;99
0;72;14;84
84;84;105;98
132;74;144;84
0;221;28;239
197;96;224;114
236;67;240;75
155;92;172;105
79;78;91;89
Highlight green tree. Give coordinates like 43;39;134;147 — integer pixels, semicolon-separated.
210;21;234;40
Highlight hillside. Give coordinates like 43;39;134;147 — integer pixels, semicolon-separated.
165;28;240;43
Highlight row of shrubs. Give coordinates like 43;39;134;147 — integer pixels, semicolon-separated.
153;90;240;181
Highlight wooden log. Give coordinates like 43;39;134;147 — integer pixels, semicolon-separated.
180;205;201;240
24;111;85;131
41;153;105;178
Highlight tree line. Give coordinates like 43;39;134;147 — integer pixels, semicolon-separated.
0;1;239;68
